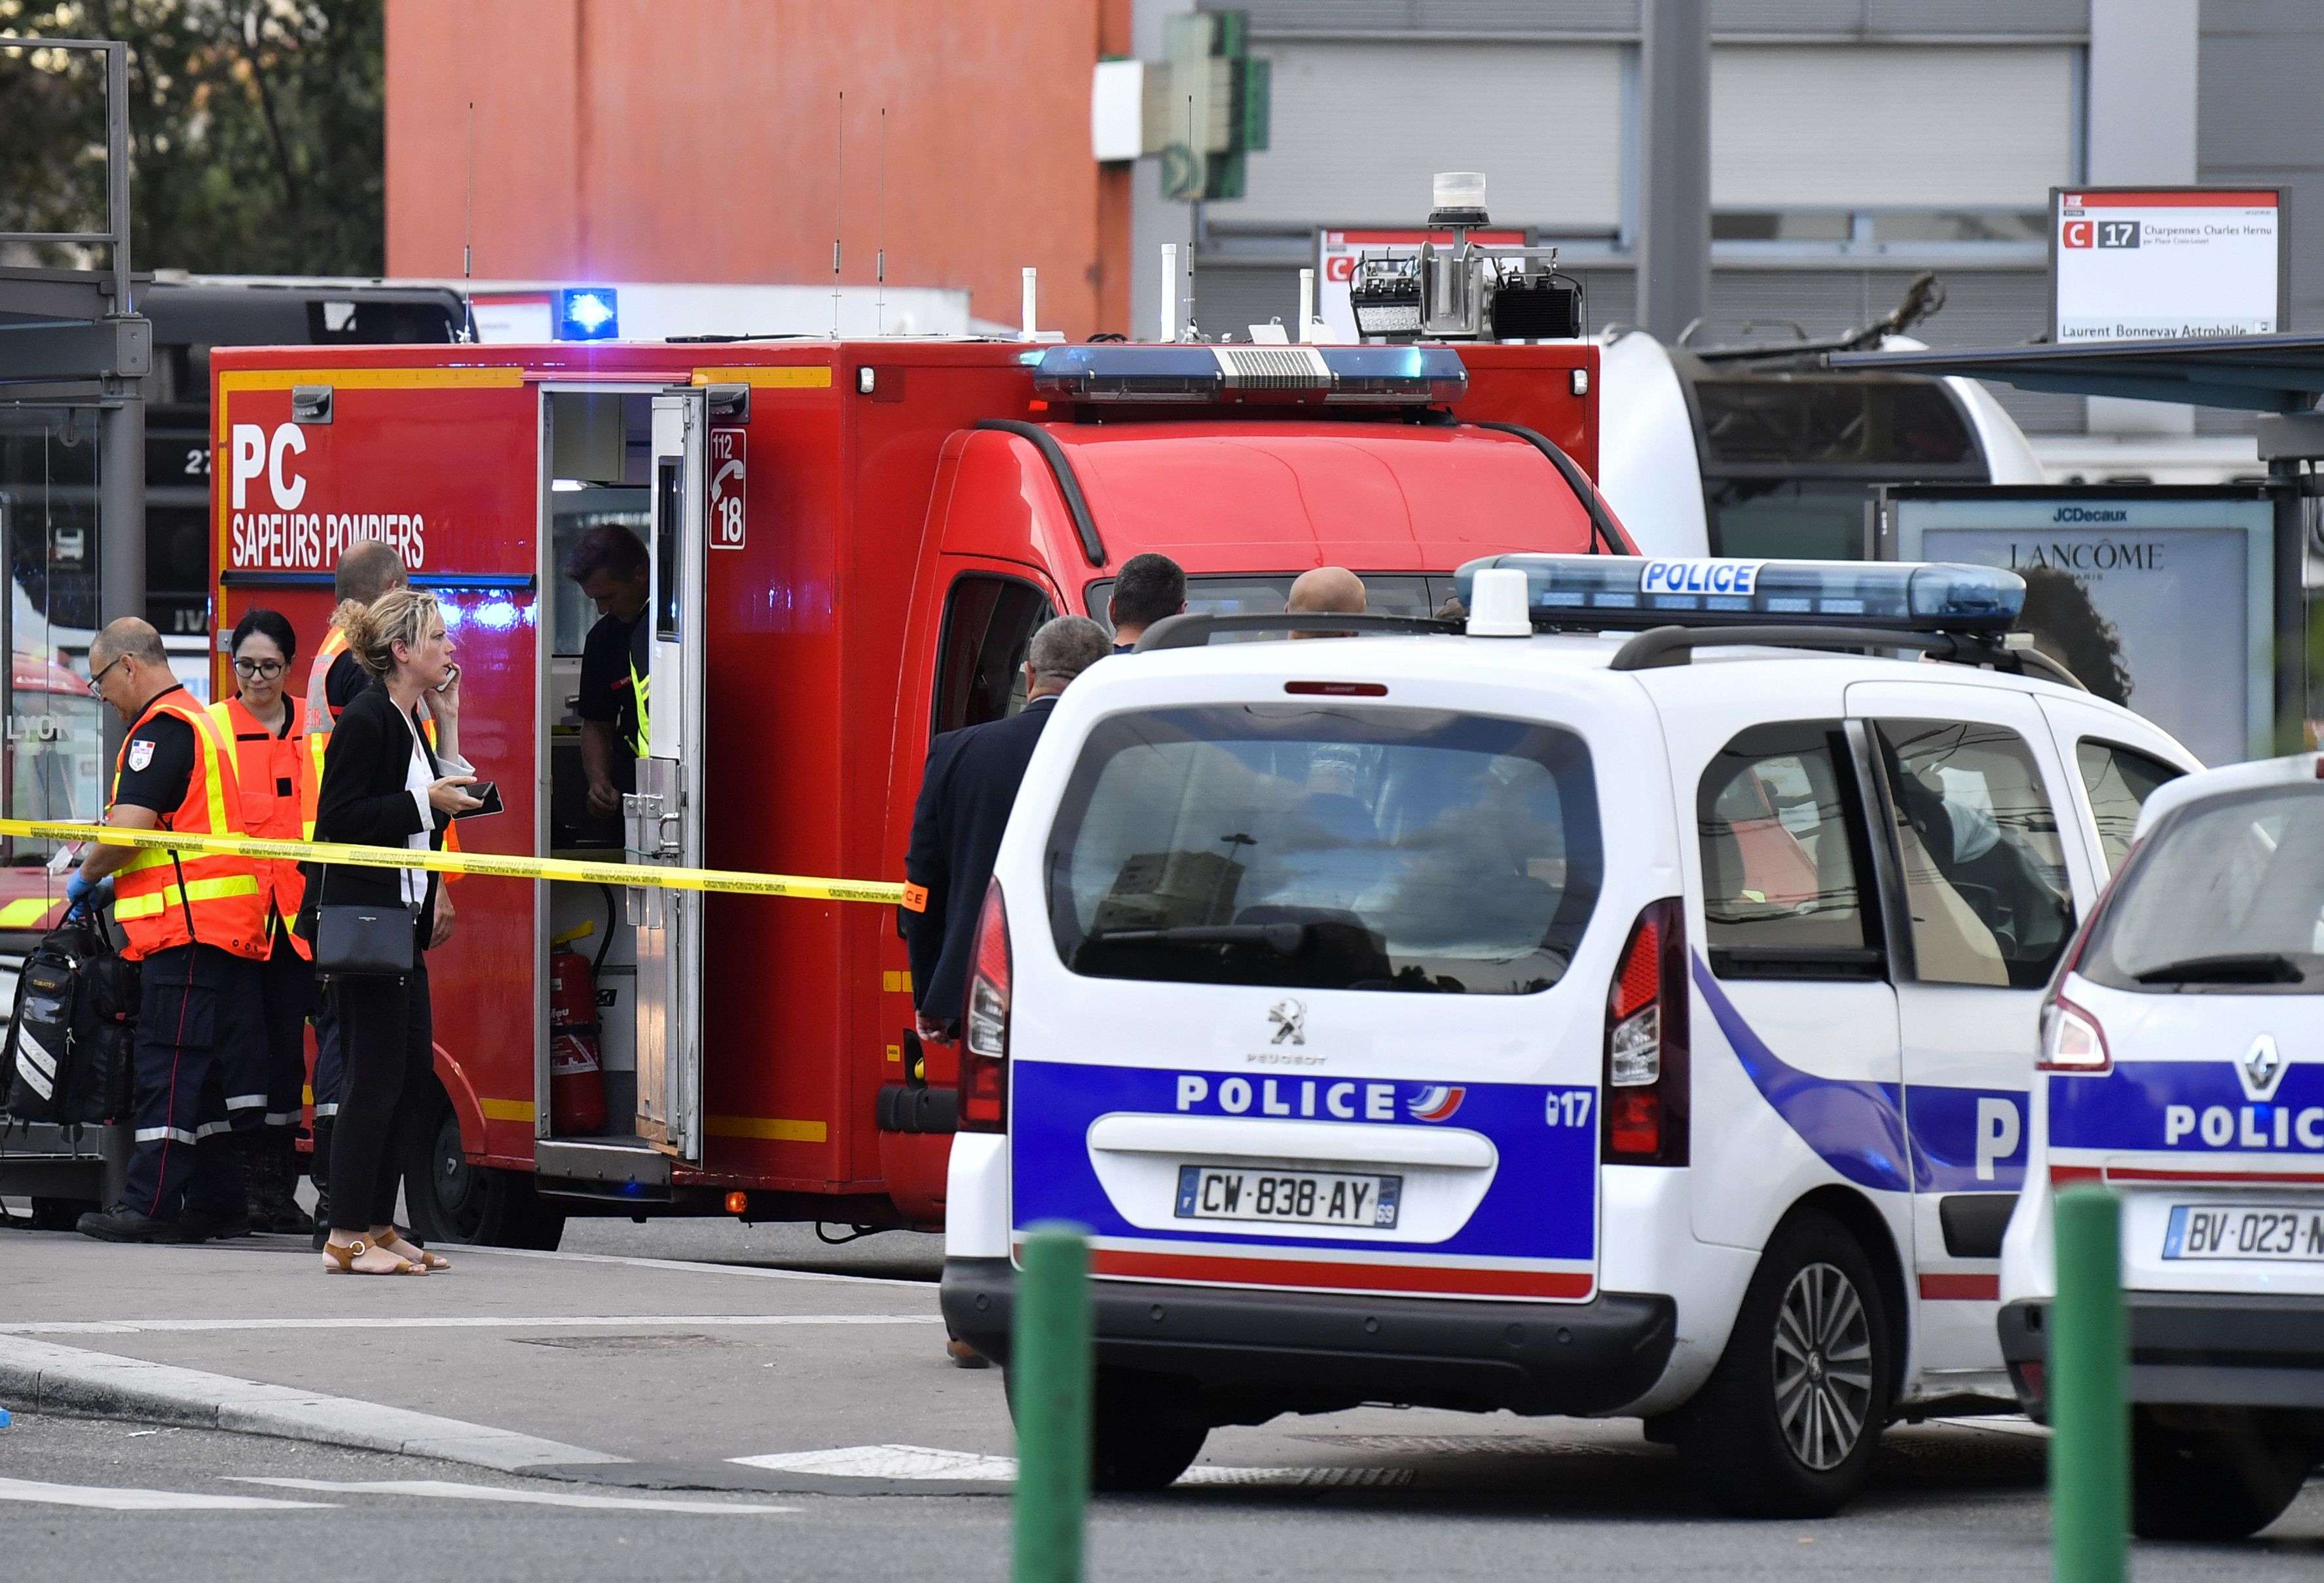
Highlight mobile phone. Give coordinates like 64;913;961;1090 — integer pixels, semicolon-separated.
434;663;460;694
453;780;504;819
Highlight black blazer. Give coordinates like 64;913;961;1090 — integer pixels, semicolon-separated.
310;682;452;937
902;696;1058;1026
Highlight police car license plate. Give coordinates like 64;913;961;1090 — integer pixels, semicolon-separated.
2164;1204;2324;1262
1174;1164;1401;1229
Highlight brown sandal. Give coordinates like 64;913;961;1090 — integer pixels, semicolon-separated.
378;1231;451;1272
322;1237;428;1276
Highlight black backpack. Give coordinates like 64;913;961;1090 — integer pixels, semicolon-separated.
3;916;138;1127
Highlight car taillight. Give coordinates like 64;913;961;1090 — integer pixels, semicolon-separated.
959;880;1011;1132
2037;994;2111;1073
1603;897;1688;1166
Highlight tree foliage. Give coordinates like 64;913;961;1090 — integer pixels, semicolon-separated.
0;0;383;276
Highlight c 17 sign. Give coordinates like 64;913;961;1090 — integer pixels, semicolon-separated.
2050;187;2284;343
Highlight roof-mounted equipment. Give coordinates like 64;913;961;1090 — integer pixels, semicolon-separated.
1348;173;1583;345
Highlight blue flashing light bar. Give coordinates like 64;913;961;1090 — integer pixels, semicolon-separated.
1454;554;2025;635
556;287;620;341
1032;343;1467;406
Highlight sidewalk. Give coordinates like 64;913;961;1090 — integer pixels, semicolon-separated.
0;1222;1003;1487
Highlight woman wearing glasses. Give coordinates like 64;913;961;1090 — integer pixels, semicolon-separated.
208;609;328;1237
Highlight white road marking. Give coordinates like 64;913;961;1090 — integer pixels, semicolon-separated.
731;1443;1018;1480
236;1478;794;1514
445;1244;928;1288
0;1314;941;1335
727;1445;1416;1489
0;1477;332;1511
0;1337;623;1470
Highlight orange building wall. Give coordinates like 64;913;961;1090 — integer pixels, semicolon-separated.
386;0;1132;339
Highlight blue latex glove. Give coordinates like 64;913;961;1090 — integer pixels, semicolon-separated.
64;868;96;919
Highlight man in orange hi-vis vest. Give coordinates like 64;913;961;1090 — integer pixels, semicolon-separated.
72;619;273;1244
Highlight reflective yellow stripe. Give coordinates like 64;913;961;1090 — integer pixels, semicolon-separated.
179;702;236;836
113;874;264;920
480;1098;536;1123
0;897;58;928
705;1114;828;1144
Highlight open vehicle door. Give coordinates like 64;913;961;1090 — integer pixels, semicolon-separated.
630;390;708;1161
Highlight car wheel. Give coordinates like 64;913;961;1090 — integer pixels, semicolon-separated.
1001;1365;1209;1493
401;1088;565;1250
1676;1211;1892;1517
2131;1409;2314;1540
1092;1369;1208;1492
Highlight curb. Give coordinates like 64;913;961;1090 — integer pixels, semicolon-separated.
0;1335;625;1472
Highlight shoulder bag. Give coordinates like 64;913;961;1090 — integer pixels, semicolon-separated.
309;864;416;978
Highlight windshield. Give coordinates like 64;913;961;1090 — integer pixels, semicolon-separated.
2078;786;2324;994
1084;574;1447;639
1045;705;1601;994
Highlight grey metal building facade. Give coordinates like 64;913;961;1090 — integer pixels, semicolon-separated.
1132;0;2324;462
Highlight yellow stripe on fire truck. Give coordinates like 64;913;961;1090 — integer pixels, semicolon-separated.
1;819;905;907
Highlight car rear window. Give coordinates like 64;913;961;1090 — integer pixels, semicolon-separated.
2078;786;2324;995
1044;705;1601;994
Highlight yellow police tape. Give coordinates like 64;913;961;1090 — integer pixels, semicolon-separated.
0;819;907;907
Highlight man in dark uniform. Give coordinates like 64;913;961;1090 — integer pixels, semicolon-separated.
903;616;1110;1041
73;620;272;1243
902;614;1108;1367
566;525;653;820
1106;552;1186;653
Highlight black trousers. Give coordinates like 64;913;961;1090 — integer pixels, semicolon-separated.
325;947;433;1233
256;927;313;1134
121;943;267;1220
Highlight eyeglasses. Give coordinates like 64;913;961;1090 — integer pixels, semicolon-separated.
232;658;286;679
85;654;127;698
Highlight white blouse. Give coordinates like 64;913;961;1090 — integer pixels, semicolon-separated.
398;705;473;907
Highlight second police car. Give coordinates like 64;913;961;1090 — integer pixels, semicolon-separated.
938;555;2198;1514
2002;753;2324;1540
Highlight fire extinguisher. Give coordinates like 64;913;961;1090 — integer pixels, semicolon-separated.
549;916;610;1135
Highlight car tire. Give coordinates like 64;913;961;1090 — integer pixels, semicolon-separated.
1091;1369;1209;1492
1675;1211;1893;1518
401;1087;566;1250
2131;1409;2314;1540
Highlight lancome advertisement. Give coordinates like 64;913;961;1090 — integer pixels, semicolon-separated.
1885;490;2274;766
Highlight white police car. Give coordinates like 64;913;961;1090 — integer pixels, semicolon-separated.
2001;753;2324;1540
940;554;2196;1513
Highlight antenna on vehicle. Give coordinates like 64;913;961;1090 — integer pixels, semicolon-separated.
832;91;845;338
875;106;887;337
1182;94;1198;341
462;102;474;280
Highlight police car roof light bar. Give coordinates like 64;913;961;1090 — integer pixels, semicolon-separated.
1033;344;1468;407
1451;555;2026;637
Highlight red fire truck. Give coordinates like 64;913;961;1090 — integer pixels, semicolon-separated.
208;335;1624;1247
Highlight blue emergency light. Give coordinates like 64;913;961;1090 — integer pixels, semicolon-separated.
1032;343;1467;406
1453;555;2025;635
556;287;619;341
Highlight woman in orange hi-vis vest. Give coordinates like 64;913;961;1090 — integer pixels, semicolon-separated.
211;609;326;1238
71;619;274;1245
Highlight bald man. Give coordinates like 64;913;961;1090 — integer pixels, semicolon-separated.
1285;567;1367;638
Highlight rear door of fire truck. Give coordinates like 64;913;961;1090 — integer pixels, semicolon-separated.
631;390;708;1161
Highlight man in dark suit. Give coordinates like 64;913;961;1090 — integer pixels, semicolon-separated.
902;616;1111;1043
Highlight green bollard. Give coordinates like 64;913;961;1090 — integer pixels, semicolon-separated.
1013;1221;1092;1583
2051;1185;2128;1583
